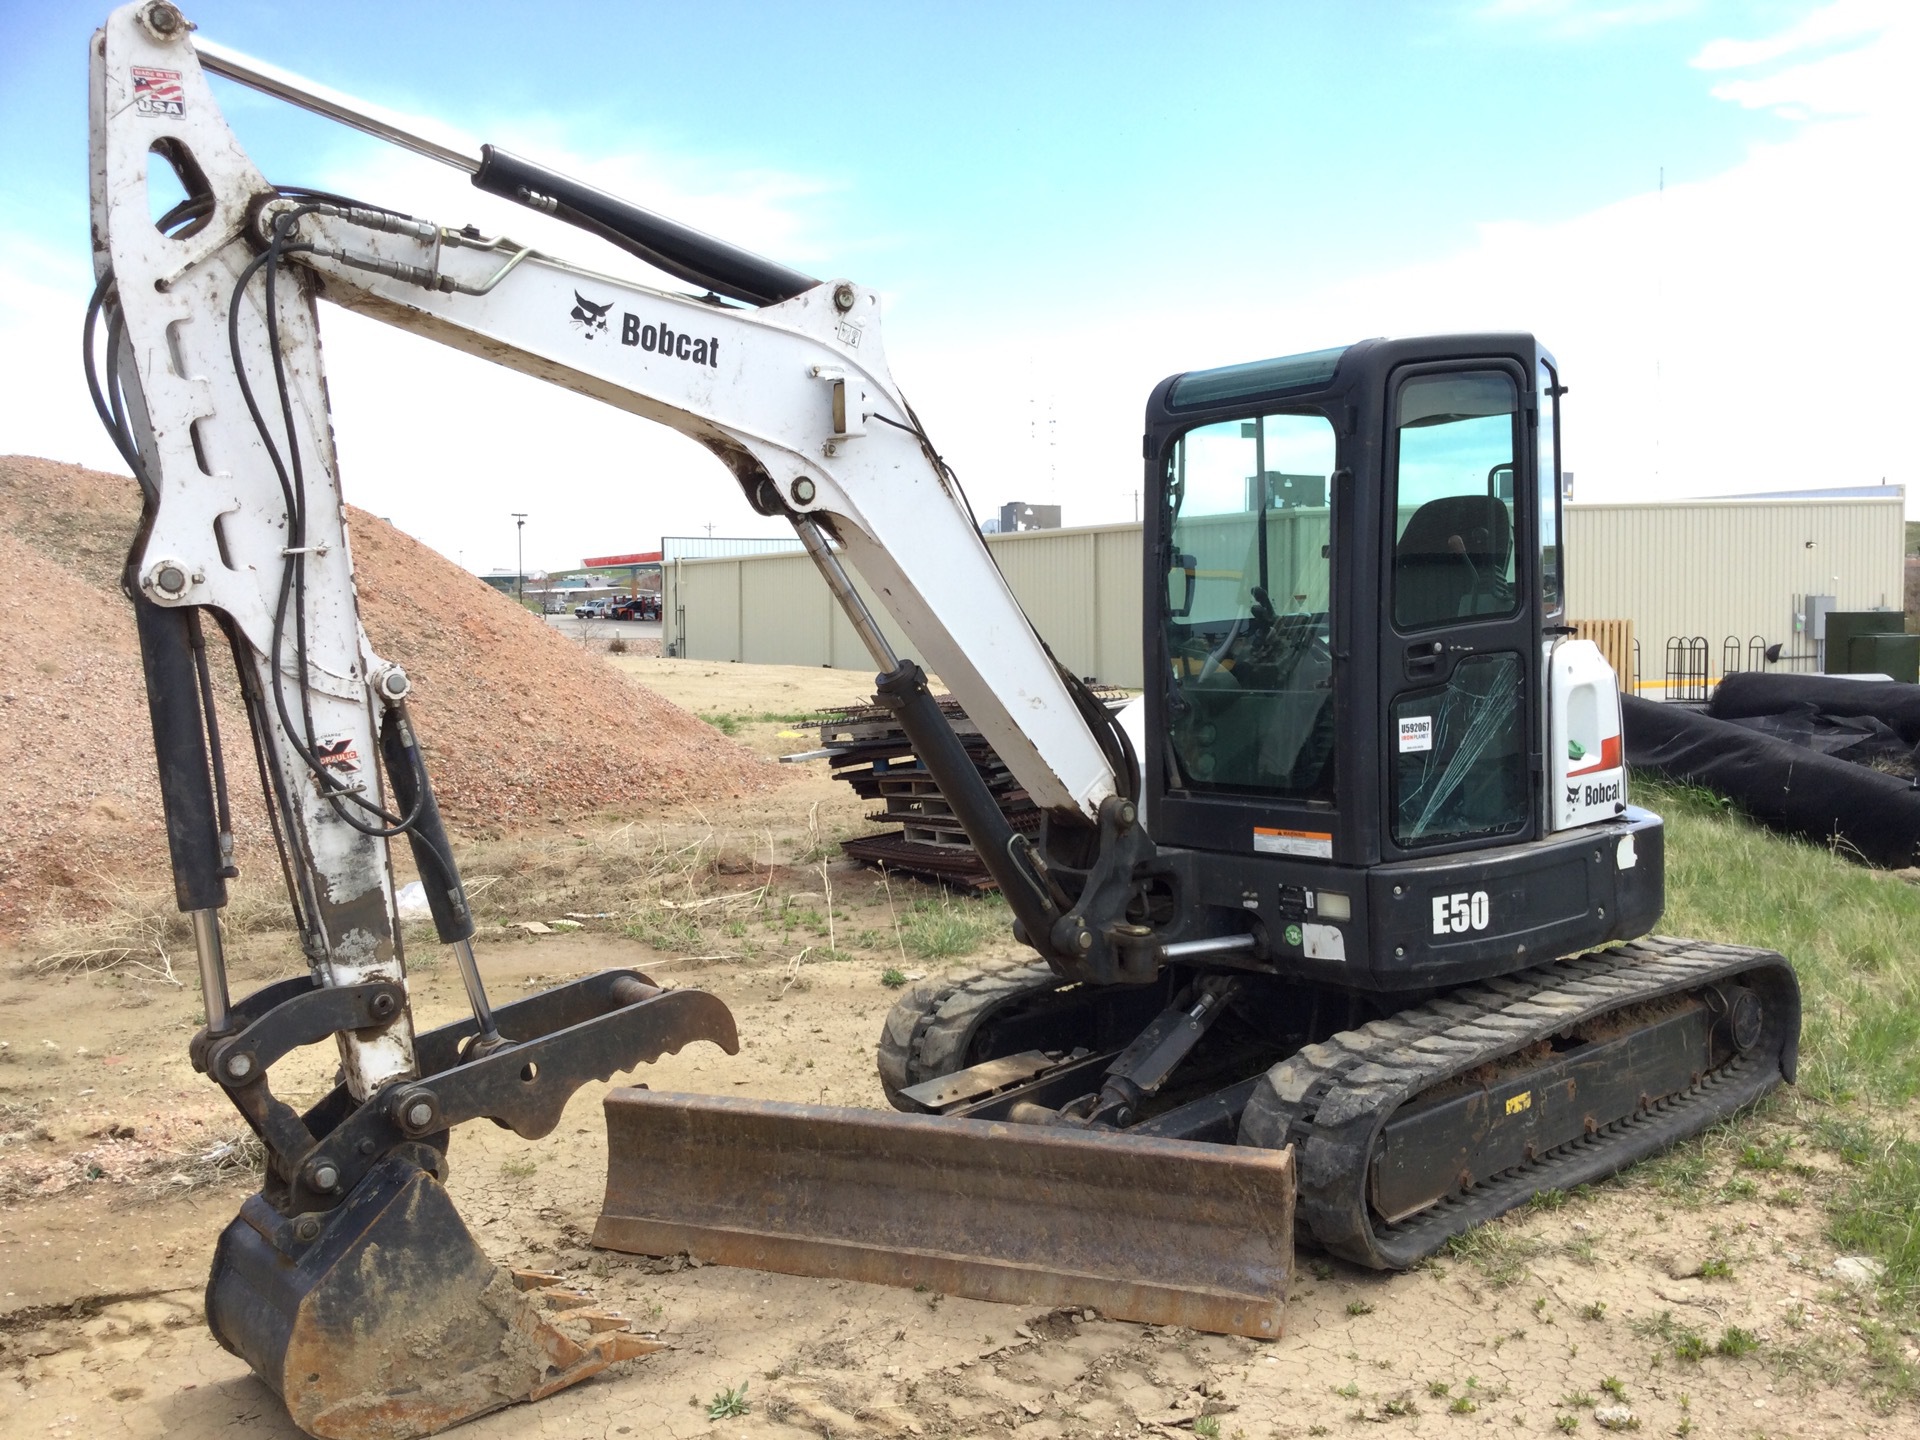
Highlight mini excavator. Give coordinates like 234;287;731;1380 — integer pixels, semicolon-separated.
86;4;1800;1436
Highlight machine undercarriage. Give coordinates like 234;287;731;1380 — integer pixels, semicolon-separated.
592;936;1797;1338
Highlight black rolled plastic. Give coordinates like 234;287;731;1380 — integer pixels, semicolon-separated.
1624;694;1920;866
1710;671;1920;746
472;145;817;308
131;594;226;913
378;703;474;945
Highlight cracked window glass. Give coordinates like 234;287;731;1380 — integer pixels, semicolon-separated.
1391;652;1527;847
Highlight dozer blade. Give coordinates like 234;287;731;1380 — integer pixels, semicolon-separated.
594;1089;1294;1338
208;1150;656;1439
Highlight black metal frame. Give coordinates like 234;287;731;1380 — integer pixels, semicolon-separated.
1138;334;1660;995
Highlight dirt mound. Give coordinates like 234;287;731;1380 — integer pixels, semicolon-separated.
0;454;773;935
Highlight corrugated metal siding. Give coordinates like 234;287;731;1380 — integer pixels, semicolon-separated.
1563;498;1904;690
665;524;1148;685
664;500;1904;694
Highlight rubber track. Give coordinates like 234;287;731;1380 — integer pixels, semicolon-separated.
1238;936;1801;1270
877;961;1063;1110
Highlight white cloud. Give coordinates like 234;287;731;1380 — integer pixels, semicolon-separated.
902;5;1917;528
1692;0;1915;122
0;230;136;476
1690;0;1899;70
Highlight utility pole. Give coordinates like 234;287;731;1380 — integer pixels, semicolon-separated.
511;513;527;604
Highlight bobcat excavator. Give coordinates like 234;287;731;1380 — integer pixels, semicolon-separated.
85;4;1800;1435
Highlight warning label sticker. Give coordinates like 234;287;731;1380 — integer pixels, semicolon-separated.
1253;827;1333;860
1398;715;1433;753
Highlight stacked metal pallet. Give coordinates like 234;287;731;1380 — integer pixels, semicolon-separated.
802;691;1121;889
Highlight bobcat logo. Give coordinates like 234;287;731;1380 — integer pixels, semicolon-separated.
1565;783;1581;808
569;291;613;338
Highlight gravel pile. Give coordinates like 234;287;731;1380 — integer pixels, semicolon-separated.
0;455;772;935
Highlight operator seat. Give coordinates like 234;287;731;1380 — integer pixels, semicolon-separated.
1394;495;1512;628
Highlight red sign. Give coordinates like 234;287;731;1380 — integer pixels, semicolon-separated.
581;551;661;567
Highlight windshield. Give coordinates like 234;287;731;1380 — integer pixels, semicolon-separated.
1162;412;1337;801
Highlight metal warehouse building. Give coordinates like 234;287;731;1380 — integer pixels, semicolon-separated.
662;494;1904;694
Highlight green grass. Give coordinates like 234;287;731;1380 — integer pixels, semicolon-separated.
699;710;827;736
1649;779;1920;1108
898;894;1005;959
1828;1134;1920;1312
1445;1220;1543;1288
1632;779;1920;1314
705;1382;751;1420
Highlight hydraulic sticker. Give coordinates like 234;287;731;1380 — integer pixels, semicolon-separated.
1253;827;1332;859
314;736;361;775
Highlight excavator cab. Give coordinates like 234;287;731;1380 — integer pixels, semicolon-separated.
1141;334;1664;990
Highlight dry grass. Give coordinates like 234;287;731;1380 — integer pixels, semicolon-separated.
17;814;1007;989
28;871;185;986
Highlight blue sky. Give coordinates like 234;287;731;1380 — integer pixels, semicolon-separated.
3;1;1912;573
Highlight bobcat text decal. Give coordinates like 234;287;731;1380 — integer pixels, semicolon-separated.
567;296;721;367
620;314;719;367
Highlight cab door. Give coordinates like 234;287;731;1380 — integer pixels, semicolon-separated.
1378;360;1539;855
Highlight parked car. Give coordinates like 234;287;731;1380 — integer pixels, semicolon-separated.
608;595;660;621
574;598;611;619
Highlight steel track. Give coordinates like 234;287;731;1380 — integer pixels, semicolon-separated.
1239;936;1800;1268
874;938;1800;1272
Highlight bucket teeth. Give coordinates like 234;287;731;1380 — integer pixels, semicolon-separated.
206;1152;666;1439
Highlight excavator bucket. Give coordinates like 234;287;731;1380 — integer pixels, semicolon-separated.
207;1150;659;1439
594;1090;1295;1338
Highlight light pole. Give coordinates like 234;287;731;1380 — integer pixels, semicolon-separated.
511;513;527;606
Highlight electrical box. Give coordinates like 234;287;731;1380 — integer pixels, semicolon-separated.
1844;632;1920;683
1826;609;1911;676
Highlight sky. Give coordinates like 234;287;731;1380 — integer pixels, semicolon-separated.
3;0;1913;575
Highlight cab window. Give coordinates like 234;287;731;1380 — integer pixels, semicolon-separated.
1162;412;1337;800
1393;371;1519;631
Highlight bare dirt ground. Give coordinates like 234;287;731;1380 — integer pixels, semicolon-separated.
3;658;1914;1439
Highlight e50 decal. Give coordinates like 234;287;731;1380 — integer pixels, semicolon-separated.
1431;890;1490;935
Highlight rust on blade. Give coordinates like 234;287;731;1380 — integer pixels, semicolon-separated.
593;1089;1293;1339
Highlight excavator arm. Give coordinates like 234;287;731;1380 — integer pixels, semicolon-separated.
95;1;1152;983
88;5;1201;1437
